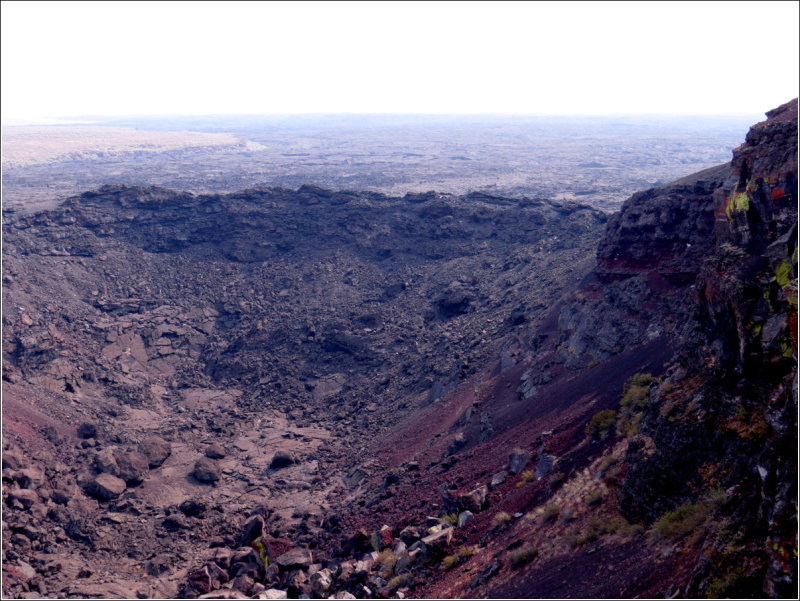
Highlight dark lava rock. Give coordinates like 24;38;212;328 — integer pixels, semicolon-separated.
77;423;97;439
507;448;530;475
140;436;171;468
179;499;207;517
240;514;266;546
435;287;472;319
192;457;221;483
269;451;294;469
470;560;502;589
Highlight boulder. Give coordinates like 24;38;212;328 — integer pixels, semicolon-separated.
114;451;149;484
398;526;421;544
458;511;475;527
93;447;119;475
2;450;25;470
140;436;171;468
193;458;221;483
507;448;530;475
240;514;266;546
231;574;254;595
370;524;393;551
205;562;230;587
310;568;332;597
456;485;488;513
420;526;453;556
259;590;288;600
205;443;227;460
275;548;313;569
86;473;126;500
9;488;40;509
16;467;45;489
187;566;213;595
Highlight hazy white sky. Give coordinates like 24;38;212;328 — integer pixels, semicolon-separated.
2;0;798;122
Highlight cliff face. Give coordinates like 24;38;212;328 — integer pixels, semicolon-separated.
617;99;798;597
414;102;797;599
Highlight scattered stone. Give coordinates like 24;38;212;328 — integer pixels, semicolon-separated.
420;526;453;556
205;443;227;460
469;560;502;589
489;471;507;489
198;591;249;600
140;436;171;468
458;511;475;527
187;566;213;595
370;525;394;551
193;458;221;483
258;590;288;600
85;473;126;500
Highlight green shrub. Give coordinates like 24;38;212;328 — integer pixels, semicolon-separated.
597;455;618;475
541;503;559;524
387;573;412;592
508;543;538;567
652;501;713;540
440;546;475;570
376;549;397;576
492;511;513;529
586;409;617;439
586;490;604;507
705;567;748;598
621;373;653;409
548;471;566;489
439;512;459;526
516;470;534;488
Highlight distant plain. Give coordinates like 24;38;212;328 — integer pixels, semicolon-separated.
2;114;757;212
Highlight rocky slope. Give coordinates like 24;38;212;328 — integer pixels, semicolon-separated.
1;100;796;600
2;184;605;598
